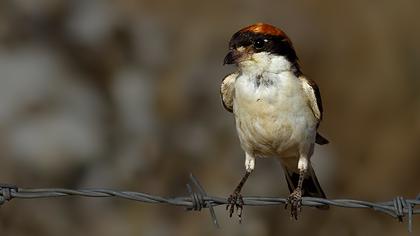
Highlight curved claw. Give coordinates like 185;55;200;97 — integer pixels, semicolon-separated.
285;188;303;220
226;192;244;223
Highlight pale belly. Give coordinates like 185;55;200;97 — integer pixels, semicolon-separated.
233;74;317;158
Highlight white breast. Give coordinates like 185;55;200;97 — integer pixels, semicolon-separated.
233;71;317;158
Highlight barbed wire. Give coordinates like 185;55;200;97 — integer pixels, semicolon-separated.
1;174;419;232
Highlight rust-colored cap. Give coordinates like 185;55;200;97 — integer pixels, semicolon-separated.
239;23;288;38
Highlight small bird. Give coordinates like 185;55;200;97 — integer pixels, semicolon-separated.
221;23;329;220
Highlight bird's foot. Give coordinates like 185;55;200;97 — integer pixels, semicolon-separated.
226;191;244;223
285;188;302;220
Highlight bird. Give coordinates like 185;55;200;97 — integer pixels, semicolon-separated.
220;23;329;221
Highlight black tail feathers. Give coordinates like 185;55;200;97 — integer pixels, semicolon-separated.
315;133;329;145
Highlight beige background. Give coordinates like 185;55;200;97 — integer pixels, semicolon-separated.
0;0;419;235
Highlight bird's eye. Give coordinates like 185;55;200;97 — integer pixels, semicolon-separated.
254;39;267;49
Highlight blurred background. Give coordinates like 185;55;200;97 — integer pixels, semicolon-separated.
0;0;419;235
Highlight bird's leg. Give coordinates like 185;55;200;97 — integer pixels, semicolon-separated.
226;153;254;222
286;170;304;219
286;156;308;220
226;171;250;222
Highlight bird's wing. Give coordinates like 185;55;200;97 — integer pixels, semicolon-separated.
300;76;323;121
300;76;329;145
220;73;238;113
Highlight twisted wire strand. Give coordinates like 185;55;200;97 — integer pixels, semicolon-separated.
1;174;419;232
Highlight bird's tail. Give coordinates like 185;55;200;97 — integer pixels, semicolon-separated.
315;132;329;145
284;165;329;209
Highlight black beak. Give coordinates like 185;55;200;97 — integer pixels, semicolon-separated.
223;50;238;65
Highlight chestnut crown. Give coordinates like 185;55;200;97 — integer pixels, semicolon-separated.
228;23;299;66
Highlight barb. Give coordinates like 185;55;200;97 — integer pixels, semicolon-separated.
1;177;419;232
186;173;220;228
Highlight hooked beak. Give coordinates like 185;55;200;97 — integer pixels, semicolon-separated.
223;50;240;65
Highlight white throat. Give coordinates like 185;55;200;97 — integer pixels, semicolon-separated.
239;52;292;76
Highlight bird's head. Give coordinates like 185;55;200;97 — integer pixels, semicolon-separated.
224;23;300;75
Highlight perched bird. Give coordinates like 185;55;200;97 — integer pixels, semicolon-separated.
221;23;329;220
